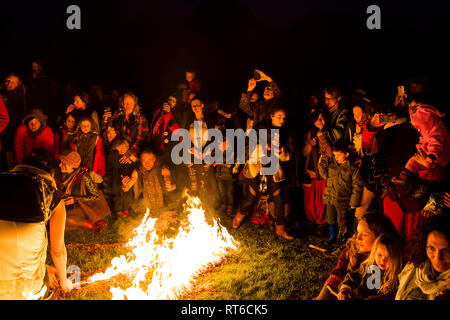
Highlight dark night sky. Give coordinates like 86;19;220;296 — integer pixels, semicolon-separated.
0;0;449;114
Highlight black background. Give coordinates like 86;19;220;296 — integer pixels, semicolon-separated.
0;0;448;117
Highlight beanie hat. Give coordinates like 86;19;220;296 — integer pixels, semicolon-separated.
22;109;48;127
59;150;81;169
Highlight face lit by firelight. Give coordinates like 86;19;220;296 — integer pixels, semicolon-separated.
141;152;156;171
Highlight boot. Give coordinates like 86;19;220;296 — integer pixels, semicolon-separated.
232;212;246;229
226;205;234;217
324;224;337;246
276;224;294;240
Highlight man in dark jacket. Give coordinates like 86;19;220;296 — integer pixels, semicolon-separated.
322;85;352;145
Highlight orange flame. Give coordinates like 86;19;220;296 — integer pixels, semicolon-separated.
87;192;239;299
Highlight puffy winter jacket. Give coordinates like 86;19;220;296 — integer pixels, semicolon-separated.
318;156;363;208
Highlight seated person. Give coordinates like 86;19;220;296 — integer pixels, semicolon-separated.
396;212;450;300
59;150;110;232
338;232;405;300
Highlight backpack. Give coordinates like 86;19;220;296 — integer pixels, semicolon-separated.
0;169;56;223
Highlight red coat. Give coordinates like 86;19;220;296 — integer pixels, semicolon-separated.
14;124;55;163
0;96;10;152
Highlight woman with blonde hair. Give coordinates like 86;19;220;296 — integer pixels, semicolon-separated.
338;232;405;300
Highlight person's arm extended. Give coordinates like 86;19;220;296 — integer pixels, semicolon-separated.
49;200;72;292
122;169;138;192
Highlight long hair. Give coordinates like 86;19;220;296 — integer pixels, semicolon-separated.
360;232;405;295
405;211;450;267
345;213;397;271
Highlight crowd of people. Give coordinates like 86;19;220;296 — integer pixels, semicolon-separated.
0;59;449;300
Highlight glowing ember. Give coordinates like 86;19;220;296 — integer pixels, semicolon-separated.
87;193;239;300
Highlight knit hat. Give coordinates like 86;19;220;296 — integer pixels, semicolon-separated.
59;150;81;168
22;109;48;127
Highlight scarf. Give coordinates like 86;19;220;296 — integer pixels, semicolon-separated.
416;260;450;298
138;164;164;212
396;260;450;300
61;166;88;197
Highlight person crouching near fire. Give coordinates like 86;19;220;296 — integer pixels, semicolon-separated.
0;148;72;299
59;150;110;232
121;149;178;217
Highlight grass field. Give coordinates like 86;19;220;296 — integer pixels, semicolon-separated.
54;207;339;300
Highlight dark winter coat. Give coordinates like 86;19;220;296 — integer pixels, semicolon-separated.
318;157;363;208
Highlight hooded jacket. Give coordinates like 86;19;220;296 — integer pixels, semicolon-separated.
409;104;450;167
14;109;55;164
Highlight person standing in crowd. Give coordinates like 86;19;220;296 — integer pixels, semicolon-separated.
25;60;58;126
318;142;363;246
65;92;99;130
358;99;428;240
71;117;105;180
396;212;450;300
103;92;149;164
322;85;352;145
213;136;236;217
239;69;282;128
0;74;26;171
0;148;72;299
233;106;294;240
121;149;178;216
185;69;201;95
105;139;137;218
14;109;56;164
303;108;330;227
54;113;77;160
149;96;181;163
0;96;9;158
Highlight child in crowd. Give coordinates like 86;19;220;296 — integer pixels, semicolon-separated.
318;142;363;245
105;139;137;218
71;116;105;180
213;137;236;216
338;232;405;300
55;113;77;158
391;93;450;198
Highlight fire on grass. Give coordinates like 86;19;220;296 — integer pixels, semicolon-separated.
73;191;240;300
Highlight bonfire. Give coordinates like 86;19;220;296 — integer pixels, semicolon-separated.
81;192;239;300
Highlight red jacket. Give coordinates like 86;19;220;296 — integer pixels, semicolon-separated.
0;96;10;152
14;124;55;163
